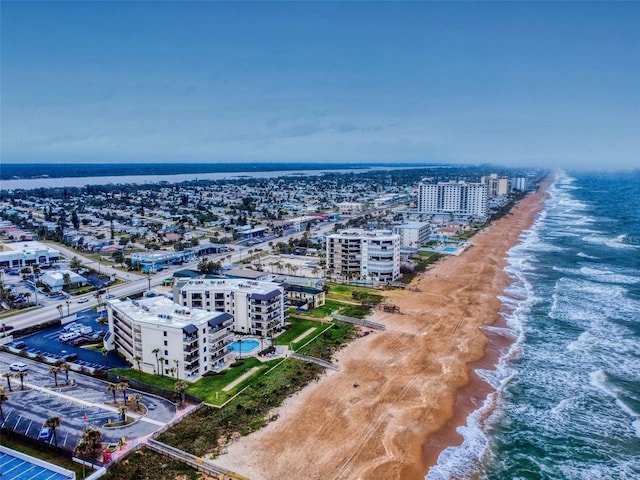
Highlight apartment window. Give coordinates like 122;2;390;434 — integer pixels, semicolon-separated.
164;350;168;356
163;331;167;337
163;340;168;346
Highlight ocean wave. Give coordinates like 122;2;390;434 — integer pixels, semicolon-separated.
577;251;598;259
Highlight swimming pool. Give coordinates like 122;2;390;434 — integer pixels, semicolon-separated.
442;247;458;253
228;339;260;354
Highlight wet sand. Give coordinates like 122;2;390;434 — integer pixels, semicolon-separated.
215;181;549;480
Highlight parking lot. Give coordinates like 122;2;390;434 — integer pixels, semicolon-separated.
0;352;176;450
8;308;128;371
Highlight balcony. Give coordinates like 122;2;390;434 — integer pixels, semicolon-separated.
183;343;200;353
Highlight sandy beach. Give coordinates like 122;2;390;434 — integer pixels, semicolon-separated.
216;182;548;480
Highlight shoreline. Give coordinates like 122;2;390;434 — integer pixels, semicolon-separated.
215;180;550;480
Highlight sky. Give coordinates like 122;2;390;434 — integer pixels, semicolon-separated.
1;1;638;170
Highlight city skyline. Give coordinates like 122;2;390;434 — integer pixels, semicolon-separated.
2;1;638;170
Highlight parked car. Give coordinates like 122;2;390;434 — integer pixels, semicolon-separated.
10;362;28;372
38;426;52;442
13;341;26;349
77;297;89;303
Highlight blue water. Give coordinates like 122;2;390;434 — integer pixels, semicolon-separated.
228;340;260;353
428;170;640;479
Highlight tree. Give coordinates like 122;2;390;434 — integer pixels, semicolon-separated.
174;380;188;406
134;355;142;380
174;359;180;380
117;381;128;404
107;383;118;404
132;393;142;412
75;428;102;459
62;273;71;292
2;372;13;392
0;389;7;423
59;362;71;384
158;357;165;377
45;416;62;446
101;347;109;370
70;256;82;271
16;371;27;390
117;404;128;423
71;211;80;229
49;366;60;387
152;348;160;375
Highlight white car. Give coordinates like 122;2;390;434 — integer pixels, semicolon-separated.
10;362;27;372
77;297;89;304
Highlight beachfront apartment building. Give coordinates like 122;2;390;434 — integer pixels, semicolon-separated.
417;181;488;219
481;173;510;197
173;278;287;338
104;296;234;380
392;221;431;248
326;229;401;284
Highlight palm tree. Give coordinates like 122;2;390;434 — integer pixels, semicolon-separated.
0;388;8;423
75;428;102;459
117;404;128;423
174;380;188;406
237;338;243;359
158;357;165;376
45;416;62;446
132;393;142;412
49;366;60;387
16;371;27;390
107;383;118;404
101;347;109;370
169;367;176;379
59;362;71;384
2;372;13;392
152;348;160;375
173;359;180;379
134;355;142;379
117;381;128;404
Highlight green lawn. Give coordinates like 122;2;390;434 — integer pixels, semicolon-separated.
275;316;325;346
111;357;279;406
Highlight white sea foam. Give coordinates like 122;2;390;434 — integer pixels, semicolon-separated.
583;233;638;249
577;251;598;259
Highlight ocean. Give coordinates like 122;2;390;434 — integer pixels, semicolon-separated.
428;170;640;479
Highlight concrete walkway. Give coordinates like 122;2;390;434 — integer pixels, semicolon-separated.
292;327;316;344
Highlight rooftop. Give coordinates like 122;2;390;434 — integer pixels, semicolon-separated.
112;295;223;328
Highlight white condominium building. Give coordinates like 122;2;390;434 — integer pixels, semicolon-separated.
105;296;234;380
417;181;488;218
326;229;401;284
173;278;287;338
392;221;431;248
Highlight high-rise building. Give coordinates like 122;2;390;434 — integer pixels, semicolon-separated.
417;181;488;218
326;229;401;284
481;173;510;197
173;278;287;338
105;296;234;380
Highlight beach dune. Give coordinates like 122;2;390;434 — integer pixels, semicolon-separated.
216;183;547;480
